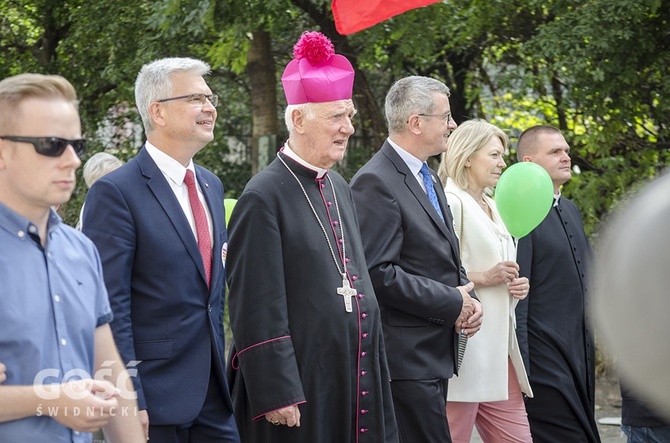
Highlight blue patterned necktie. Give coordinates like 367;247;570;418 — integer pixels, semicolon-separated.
419;163;444;222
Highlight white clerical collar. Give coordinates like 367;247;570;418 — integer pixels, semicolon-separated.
281;142;328;178
145;141;196;185
554;192;561;207
387;138;424;181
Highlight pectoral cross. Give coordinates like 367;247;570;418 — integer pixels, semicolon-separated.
337;276;357;313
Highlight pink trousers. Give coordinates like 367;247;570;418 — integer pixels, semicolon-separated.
446;359;532;443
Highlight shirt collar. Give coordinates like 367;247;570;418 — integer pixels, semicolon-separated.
387;137;424;178
281;142;328;179
0;202;61;242
144;141;196;185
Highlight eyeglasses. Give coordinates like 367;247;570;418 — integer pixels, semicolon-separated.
417;112;452;123
0;136;87;158
156;93;219;107
417;112;451;124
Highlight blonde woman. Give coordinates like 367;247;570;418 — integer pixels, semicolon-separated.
438;119;533;442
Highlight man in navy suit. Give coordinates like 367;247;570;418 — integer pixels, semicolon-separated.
83;57;240;443
350;76;483;442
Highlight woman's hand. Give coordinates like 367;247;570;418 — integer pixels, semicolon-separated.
483;261;519;286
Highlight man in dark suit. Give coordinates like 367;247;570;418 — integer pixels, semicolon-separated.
83;57;240;443
515;125;600;442
350;76;483;443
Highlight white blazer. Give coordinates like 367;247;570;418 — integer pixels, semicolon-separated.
445;179;533;402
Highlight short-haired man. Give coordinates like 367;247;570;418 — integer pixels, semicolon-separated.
515;125;601;442
350;76;483;442
0;73;144;442
83;58;240;442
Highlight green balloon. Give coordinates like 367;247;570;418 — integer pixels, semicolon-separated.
495;162;554;238
224;198;237;226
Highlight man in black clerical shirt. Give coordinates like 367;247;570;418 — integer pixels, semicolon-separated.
515;125;601;443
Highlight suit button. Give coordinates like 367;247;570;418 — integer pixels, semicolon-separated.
208;305;212;312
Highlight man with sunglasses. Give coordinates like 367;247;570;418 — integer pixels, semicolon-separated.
82;58;240;442
0;73;144;442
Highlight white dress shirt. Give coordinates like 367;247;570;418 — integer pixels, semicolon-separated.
145;141;213;245
387;138;429;193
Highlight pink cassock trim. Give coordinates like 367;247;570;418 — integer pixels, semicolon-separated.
252;400;308;422
231;335;291;370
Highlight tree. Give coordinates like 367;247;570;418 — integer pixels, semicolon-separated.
1;0;668;237
511;0;670;233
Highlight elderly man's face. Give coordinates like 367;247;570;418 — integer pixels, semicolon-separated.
301;99;356;169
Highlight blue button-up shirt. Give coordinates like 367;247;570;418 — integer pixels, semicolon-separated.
0;203;113;443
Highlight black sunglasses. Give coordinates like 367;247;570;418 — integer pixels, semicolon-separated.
0;136;87;158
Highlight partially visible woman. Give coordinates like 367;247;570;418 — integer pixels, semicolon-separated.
437;119;533;443
75;152;123;230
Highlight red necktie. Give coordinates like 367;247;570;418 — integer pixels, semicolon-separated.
184;169;212;287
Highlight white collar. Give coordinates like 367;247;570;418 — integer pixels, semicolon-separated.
145;141;195;185
281;142;328;179
387;138;424;179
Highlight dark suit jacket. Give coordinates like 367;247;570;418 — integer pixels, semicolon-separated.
350;141;470;380
82;147;234;426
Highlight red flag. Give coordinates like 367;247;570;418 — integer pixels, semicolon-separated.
332;0;441;35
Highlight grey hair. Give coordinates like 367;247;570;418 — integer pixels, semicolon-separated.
83;152;124;188
284;103;316;133
134;57;211;134
438;119;510;190
385;76;451;135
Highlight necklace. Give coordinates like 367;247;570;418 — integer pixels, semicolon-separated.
278;153;357;312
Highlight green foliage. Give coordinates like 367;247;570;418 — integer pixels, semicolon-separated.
2;0;669;243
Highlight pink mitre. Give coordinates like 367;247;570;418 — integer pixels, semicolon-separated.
281;31;355;105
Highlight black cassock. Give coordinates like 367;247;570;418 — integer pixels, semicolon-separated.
516;197;601;442
226;152;398;443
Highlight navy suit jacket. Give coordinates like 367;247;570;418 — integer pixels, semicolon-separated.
350;141;471;380
82;147;234;426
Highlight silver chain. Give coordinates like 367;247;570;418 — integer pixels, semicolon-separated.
278;154;346;278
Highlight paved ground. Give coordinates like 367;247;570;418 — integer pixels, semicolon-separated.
594;372;627;443
470;371;626;442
